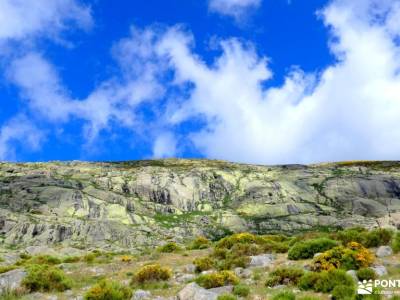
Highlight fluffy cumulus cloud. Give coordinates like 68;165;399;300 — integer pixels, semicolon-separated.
208;0;261;20
0;115;44;161
0;0;92;42
147;0;400;164
0;0;93;160
0;2;166;159
152;132;177;159
6;27;167;144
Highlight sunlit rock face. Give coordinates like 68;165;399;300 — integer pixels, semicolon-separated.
0;159;399;250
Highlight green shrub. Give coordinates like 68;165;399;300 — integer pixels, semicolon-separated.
265;267;304;287
195;271;239;289
215;233;260;249
29;255;61;265
298;272;322;290
19;253;31;260
336;227;367;245
315;269;355;293
262;234;290;242
357;268;377;281
260;239;289;253
332;284;356;300
217;294;237;300
214;253;250;270
213;248;228;259
335;228;393;248
297;297;320;300
63;256;81;263
188;236;210;250
392;232;400;253
132;264;172;284
288;238;338;260
157;242;181;253
230;243;262;256
232;284;250;297
84;279;132;300
212;232;288;270
22;264;72;292
364;229;393;248
215;232;289;253
84;253;97;264
193;257;214;272
300;269;354;293
271;290;296;300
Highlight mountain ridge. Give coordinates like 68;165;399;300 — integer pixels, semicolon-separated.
1;159;399;251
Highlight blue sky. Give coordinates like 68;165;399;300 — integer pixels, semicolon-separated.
1;0;400;164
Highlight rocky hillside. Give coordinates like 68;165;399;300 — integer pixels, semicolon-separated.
1;159;400;250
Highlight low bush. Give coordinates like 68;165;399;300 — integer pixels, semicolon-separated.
22;264;72;292
312;242;374;271
29;255;61;265
298;272;322;291
63;256;81;263
357;268;377;281
195;271;239;289
19;253;31;260
230;243;262;256
335;228;393;248
364;229;393;248
299;269;354;293
188;236;210;250
211;232;289;271
214;253;250;270
215;233;260;249
232;283;250;297
315;269;354;293
193;257;214;272
392;232;400;253
84;253;99;264
265;267;304;287
217;294;237;300
132;264;172;284
120;255;133;263
271;290;296;300
332;284;356;300
157;242;181;253
84;279;132;300
288;238;338;260
260;239;289;253
216;232;289;253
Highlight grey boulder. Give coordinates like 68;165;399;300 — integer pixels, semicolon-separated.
249;254;274;267
0;269;26;293
376;246;393;258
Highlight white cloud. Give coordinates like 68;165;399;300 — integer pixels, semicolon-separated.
0;0;92;160
152;132;177;158
0;0;92;42
6;26;167;148
0;115;44;161
147;0;400;164
209;0;261;20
